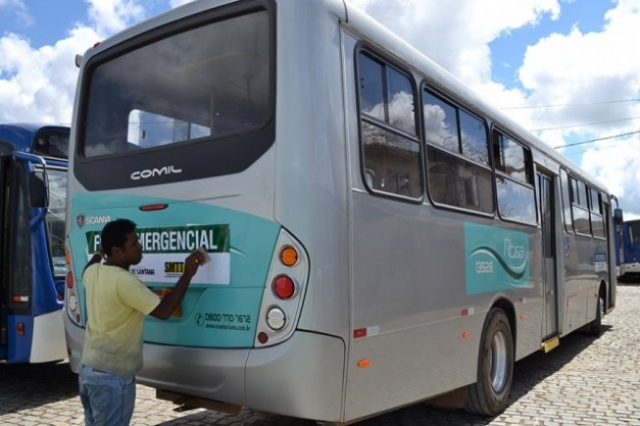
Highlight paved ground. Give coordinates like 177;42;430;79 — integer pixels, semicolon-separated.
1;285;639;426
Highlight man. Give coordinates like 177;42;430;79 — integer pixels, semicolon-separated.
78;219;205;425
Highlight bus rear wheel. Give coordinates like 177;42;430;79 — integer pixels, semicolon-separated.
465;308;514;416
587;294;605;336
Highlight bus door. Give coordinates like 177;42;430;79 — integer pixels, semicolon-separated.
538;172;558;338
0;154;36;362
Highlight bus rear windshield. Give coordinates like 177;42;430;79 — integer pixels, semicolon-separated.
82;10;271;158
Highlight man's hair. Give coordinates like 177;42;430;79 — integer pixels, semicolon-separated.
101;219;137;256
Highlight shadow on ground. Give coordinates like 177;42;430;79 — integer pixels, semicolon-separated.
0;361;77;414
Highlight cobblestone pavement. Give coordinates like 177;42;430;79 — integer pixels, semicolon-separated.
2;285;639;426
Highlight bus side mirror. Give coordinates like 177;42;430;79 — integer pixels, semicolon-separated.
613;208;623;225
29;173;48;208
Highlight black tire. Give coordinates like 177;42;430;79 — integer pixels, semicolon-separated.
588;294;605;336
465;308;514;416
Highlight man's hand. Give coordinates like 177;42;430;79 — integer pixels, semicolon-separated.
150;250;206;320
183;251;204;279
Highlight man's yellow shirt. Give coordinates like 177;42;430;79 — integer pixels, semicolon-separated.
81;264;160;376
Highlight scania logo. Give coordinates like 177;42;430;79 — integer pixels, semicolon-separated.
130;165;182;181
195;313;205;327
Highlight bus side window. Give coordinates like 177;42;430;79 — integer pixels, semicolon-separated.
423;89;493;214
357;50;423;200
492;131;536;224
560;169;573;232
571;177;591;235
589;187;605;238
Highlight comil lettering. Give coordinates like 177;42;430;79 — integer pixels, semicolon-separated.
504;239;526;260
130;165;182;181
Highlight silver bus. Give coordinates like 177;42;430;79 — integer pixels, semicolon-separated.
64;0;618;422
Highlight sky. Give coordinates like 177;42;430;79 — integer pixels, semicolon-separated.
0;0;639;217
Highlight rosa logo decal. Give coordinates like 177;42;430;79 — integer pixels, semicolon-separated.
470;246;528;280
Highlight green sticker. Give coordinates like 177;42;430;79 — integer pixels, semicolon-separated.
86;224;230;254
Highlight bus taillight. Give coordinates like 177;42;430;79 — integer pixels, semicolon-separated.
254;229;308;347
279;246;299;266
17;323;25;336
66;271;74;289
272;275;296;299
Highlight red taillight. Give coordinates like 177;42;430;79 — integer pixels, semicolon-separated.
272;275;295;299
258;332;269;344
17;323;25;336
66;271;74;289
139;203;168;211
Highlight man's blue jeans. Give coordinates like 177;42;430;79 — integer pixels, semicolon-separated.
78;365;136;426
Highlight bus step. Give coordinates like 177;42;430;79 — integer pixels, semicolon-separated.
542;336;560;353
156;389;241;415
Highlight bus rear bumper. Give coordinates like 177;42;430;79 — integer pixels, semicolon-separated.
138;331;345;422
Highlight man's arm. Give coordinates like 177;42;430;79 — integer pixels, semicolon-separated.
150;251;203;320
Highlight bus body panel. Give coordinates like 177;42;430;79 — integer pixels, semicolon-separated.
6;315;33;363
68;190;280;348
245;331;345;421
340;26;545;419
560;233;608;335
272;0;350;340
30;309;67;363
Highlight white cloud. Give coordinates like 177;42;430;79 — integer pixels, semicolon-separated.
0;0;149;126
0;26;99;124
86;0;146;37
515;0;640;214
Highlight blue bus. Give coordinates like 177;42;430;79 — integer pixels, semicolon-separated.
617;219;640;283
0;123;69;363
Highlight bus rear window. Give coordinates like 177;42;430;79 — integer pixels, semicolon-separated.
82;10;271;157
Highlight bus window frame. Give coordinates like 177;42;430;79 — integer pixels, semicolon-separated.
569;175;593;238
354;43;425;204
420;84;495;217
589;186;607;240
73;0;277;191
560;168;574;234
490;126;538;227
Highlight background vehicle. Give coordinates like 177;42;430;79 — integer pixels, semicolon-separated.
64;0;617;422
616;219;640;283
0;123;68;364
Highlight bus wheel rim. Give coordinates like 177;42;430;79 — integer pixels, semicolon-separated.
490;331;508;392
